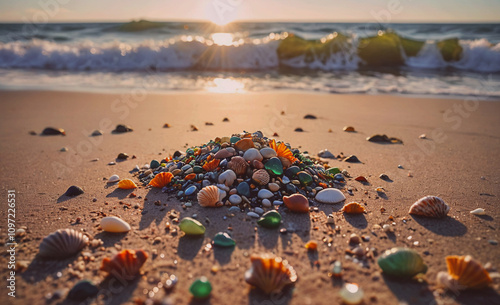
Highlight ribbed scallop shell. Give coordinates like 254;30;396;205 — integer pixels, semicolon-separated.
341;202;366;214
197;185;224;207
252;169;270;185
409;196;450;218
315;188;346;204
148;172;173;188
377;247;428;277
437;255;492;291
227;156;248;176
118;179;137;189
39;229;89;258
100;249;148;279
245;254;298;295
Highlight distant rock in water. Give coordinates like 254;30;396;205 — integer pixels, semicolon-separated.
304;114;317;119
64;185;84;197
117;19;165;32
41;127;65;136
113;124;133;133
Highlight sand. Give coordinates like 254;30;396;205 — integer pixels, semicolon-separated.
0;90;499;305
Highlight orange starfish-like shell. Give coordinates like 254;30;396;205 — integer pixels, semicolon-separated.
445;255;492;290
269;139;297;164
203;159;220;171
148;172;173;188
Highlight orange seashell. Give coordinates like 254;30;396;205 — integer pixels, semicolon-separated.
341;202;365;214
184;173;196;181
437;255;492;293
252;169;270;186
227;156;248;176
305;241;318;251
234;138;255;151
197;185;224;207
283;194;309;213
269;139;297;165
203;159;220;171
409;196;450;218
245;254;297;295
118;179;137;189
355;176;368;182
100;249;148;279
148;172;173;188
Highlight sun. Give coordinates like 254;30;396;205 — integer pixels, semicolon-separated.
211;33;234;46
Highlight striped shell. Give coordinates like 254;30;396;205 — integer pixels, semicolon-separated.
197;185;224;207
39;229;89;258
315;188;346;204
100;249;148;279
148;172;173;188
409;196;450;218
245;254;298;295
437;255;492;292
227;156;248;176
252;169;270;186
377;247;428;278
341;202;366;214
118;179;137;190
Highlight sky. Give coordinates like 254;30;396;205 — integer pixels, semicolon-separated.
0;0;499;23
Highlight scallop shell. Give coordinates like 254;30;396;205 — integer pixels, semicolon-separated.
100;249;148;279
315;188;346;204
437;255;492;292
377;247;428;277
227;156;248;176
39;229;89;258
218;169;237;186
108;175;120;183
197;185;224;207
148;172;173;188
101;216;131;233
245;254;298;295
252;169;270;186
234;138;255;151
341;202;366;214
202;159;220;171
408;196;450;218
118;179;137;189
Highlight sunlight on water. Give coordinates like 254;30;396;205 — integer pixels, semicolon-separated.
207;78;245;93
211;33;234;46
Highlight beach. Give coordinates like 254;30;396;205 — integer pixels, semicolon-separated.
0;90;499;305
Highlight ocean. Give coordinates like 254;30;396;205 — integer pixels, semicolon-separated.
0;20;499;98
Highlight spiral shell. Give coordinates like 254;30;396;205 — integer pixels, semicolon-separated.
148;172;173;188
39;229;89;258
197;185;225;207
341;202;366;214
252;169;270;186
227;156;248;176
118;179;137;190
245;254;298;295
100;249;148;279
437;255;492;293
377;247;427;278
409;196;450;218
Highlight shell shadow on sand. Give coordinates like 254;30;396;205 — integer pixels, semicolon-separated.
21;255;79;283
93;232;128;248
382;276;436;305
177;235;205;261
105;188;136;200
411;215;467;237
247;286;294;305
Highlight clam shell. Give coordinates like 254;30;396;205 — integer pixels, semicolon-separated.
243;148;263;162
108;175;120;183
197;185;224;207
39;229;89;258
315;188;346;204
148;172;173;188
245;254;298;295
377;247;427;277
408;196;450;218
438;255;492;291
101;216;131;233
341;202;366;214
100;249;148;279
218;169;237;186
118;179;137;190
252;169;270;186
227;156;248;176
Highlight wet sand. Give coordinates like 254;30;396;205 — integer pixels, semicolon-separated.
0;90;499;305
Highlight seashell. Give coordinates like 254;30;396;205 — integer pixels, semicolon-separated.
234;138;255;151
245;254;298;295
218;169;237;186
343;126;356;132
197;185;224;207
64;185;84;197
354;176;368;182
118;179;137;189
202;159;220;171
108;174;120;183
437;255;492;293
101;216;131;233
342;202;366;214
470;208;486;215
252;169;270;186
408;196;450;218
100;249;148;278
305;241;318;251
243;148;263;162
214;148;234;159
227;156;248;176
283;194;309;213
39;229;89;258
315;188;346;204
269;139;297;164
148;172;173;188
260;147;277;159
377;247;427;277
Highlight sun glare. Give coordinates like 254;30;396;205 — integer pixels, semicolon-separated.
208;78;245;93
211;33;234;46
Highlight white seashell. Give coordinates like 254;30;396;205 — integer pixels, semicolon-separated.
39;229;89;258
470;208;486;215
108;174;120;183
409;196;450;218
247;212;260;218
217;183;230;192
101;216;131;233
262;199;272;208
268;183;280;192
218;169;237;186
243;148;263;162
229;194;242;205
258;189;274;199
315;188;346;204
260;147;277;159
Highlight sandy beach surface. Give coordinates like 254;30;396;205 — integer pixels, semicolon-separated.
0;90;499;305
